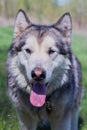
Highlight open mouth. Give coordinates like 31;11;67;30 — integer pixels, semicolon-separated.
30;82;47;107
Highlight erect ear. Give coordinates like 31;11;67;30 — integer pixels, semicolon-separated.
54;13;72;38
14;9;31;38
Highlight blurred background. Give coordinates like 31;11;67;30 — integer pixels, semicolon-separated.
0;0;87;29
0;0;87;130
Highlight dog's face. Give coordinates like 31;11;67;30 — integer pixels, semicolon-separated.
8;10;72;107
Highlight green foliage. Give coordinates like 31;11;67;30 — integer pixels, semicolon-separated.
0;27;87;130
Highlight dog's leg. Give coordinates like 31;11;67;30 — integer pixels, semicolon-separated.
51;112;72;130
19;120;30;130
17;109;37;130
71;107;79;130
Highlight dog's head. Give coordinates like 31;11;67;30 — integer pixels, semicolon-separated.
8;10;72;107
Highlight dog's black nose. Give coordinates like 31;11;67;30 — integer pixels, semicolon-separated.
31;68;46;81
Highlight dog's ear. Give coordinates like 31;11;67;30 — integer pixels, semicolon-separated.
13;9;31;38
54;13;72;38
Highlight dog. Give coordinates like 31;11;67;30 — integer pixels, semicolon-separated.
6;9;83;130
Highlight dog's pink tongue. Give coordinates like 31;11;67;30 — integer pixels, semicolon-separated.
30;83;46;107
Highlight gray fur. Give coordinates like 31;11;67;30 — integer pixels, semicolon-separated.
6;10;83;130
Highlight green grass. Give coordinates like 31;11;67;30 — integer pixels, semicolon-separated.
0;27;19;130
72;34;87;130
0;26;87;130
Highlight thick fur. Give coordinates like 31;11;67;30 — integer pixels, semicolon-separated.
6;9;83;130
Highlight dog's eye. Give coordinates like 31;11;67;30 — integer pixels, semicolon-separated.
59;49;67;55
25;49;32;54
48;48;56;55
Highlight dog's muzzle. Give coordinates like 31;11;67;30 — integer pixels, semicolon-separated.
30;68;47;108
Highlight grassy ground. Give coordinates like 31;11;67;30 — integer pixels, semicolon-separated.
0;26;87;130
0;27;19;130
